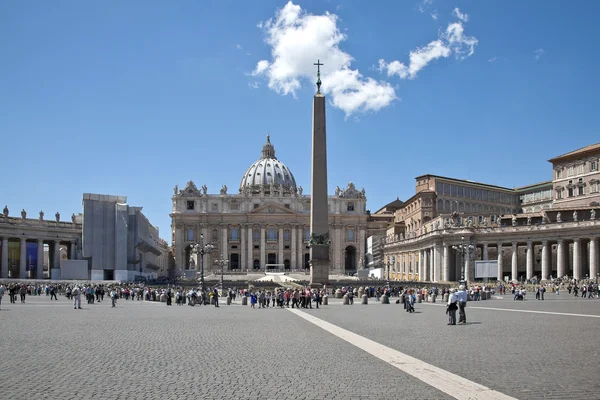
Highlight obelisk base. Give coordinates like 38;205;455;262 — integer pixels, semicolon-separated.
309;245;329;287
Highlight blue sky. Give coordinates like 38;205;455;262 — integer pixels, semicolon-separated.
1;0;598;241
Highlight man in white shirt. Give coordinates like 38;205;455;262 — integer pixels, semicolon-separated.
447;289;458;325
72;286;82;309
456;284;468;324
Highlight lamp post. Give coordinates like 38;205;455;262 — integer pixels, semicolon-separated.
216;252;229;294
386;257;390;280
189;233;214;294
392;256;396;281
452;236;475;284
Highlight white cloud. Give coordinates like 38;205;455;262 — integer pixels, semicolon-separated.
430;12;438;20
236;44;242;50
534;48;544;60
418;0;433;13
452;7;468;22
488;57;497;62
379;16;477;79
252;1;396;116
443;22;478;59
248;81;260;89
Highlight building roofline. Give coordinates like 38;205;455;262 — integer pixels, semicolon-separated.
548;142;600;163
414;174;515;192
514;180;553;191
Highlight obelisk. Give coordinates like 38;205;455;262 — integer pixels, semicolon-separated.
309;60;330;287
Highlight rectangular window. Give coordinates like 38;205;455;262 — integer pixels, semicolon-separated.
556;190;562;199
591;182;599;193
556;169;562;179
186;201;194;210
254;204;259;209
305;229;310;241
284;204;290;209
451;185;458;196
347;229;355;241
458;186;463;197
347;202;355;211
577;164;584;175
436;182;443;193
567;166;574;177
591;161;598;172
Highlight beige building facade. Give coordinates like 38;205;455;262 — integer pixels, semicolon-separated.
382;142;600;282
170;136;380;276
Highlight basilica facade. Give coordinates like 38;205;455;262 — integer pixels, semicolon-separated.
170;136;381;276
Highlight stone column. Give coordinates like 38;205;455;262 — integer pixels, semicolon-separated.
260;226;266;270
221;225;228;265
443;245;450;281
590;237;598;281
20;238;27;279
247;226;253;271
174;227;184;275
511;242;518;281
52;240;61;280
1;238;8;278
526;241;533;280
423;249;429;281
278;226;284;267
482;243;489;261
291;225;297;269
358;227;365;269
429;248;434;282
240;225;246;270
541;240;549;281
298;226;304;269
70;240;76;260
573;238;582;280
434;242;442;282
557;240;565;279
497;243;503;281
464;251;471;282
37;239;44;279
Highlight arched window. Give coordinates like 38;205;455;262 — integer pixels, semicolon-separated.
253;229;260;241
284;230;290;241
444;200;450;211
347;202;355;211
187;228;194;241
304;228;310;241
231;227;239;241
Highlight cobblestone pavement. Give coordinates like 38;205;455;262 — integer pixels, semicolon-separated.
1;296;452;400
2;295;598;400
310;296;600;400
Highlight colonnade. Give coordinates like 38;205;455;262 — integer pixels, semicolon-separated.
386;236;600;282
0;236;76;279
178;223;365;272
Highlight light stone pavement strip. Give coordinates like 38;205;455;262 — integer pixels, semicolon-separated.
305;296;600;400
1;296;453;400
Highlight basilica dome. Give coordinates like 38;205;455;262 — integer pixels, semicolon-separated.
239;135;297;196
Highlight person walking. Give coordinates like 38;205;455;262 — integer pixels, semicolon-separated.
0;284;4;310
446;288;458;325
110;289;117;307
72;286;82;309
456;285;468;324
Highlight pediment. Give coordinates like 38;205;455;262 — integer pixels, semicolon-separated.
250;203;296;214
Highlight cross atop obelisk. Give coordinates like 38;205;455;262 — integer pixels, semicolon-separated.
314;59;323;94
309;59;329;287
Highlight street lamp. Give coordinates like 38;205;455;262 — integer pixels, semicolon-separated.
189;233;214;294
392;256;396;281
452;236;475;284
216;252;229;294
386;257;390;280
